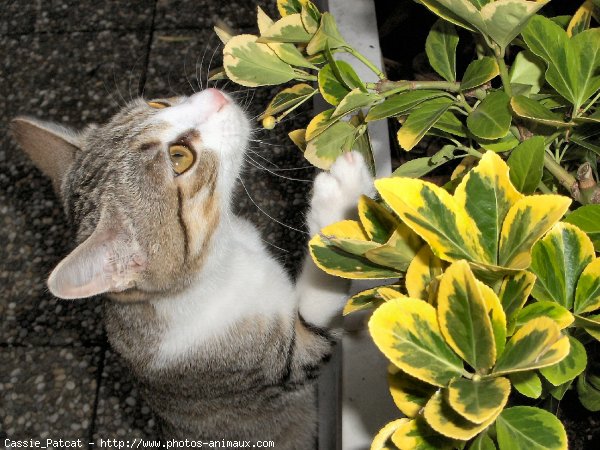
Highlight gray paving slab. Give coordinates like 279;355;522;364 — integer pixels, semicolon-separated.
155;0;278;31
0;0;154;35
0;31;149;346
92;349;158;442
0;346;100;441
144;29;315;276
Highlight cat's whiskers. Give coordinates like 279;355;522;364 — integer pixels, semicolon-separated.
183;44;198;95
244;154;312;183
237;175;310;236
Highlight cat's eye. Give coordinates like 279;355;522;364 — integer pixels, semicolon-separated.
169;144;195;175
148;100;170;109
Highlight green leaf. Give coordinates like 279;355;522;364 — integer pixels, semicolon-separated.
223;35;298;87
426;19;459;82
510;95;572;127
529;222;595;309
467;91;512;140
260;83;316;119
499;271;536;336
493;317;570;375
575;258;600;314
460;57;499;91
397;98;454;150
391;145;458;179
447;377;511;424
496;406;568;450
392;418;458;450
306;12;346;55
509;50;545;95
577;372;600;411
478;132;520;153
437;260;497;370
267;42;317;69
507;136;545;194
369;298;464;387
304;121;355;169
514;301;574;331
570;206;600;245
510;371;542;398
332;88;381;119
470;432;497;450
434;111;467;137
539;335;587;386
521;15;578;106
571;28;600;108
366;90;450;122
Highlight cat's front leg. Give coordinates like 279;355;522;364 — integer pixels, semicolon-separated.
297;151;375;328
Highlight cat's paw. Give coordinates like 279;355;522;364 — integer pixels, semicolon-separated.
307;151;375;235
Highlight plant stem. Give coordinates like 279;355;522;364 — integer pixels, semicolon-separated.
544;152;577;193
579;90;600;116
494;49;513;97
345;46;386;79
374;80;461;97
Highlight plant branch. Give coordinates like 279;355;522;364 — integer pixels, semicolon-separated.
494;49;512;97
345;46;386;79
544;152;577;194
374;80;461;97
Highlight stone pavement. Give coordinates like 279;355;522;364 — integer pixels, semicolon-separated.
0;0;314;446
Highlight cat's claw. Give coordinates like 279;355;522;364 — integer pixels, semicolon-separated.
308;151;375;235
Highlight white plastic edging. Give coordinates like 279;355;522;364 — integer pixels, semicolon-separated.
314;1;399;449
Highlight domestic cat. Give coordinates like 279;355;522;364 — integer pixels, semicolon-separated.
10;88;373;448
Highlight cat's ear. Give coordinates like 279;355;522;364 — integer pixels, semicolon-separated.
10;116;81;192
48;212;147;299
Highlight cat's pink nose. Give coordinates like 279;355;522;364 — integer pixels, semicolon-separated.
188;89;229;120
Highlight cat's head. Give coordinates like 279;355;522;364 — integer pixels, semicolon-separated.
11;88;250;302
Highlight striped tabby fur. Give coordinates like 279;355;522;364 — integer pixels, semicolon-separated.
10;88;374;448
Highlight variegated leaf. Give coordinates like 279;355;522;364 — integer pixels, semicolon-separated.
397;98;454;151
406;246;444;302
258;13;312;43
496;406;568;450
454;151;522;265
423;390;505;441
365;90;451;123
392;418;458;450
493;317;570;375
498;195;571;269
276;0;308;16
437;260;496;371
343;287;386;315
514;301;574;331
529;222;594;309
358;196;398;244
567;0;594;36
309;221;401;279
499;271;536;336
260;83;316;119
371;418;410;450
447;377;511;424
388;365;436;418
575;258;600;314
480;281;507;359
365;226;423;272
304;121;355;169
539;335;587;386
305;109;335;140
223;35;297;87
306;12;346;55
376;177;484;263
368;298;464;387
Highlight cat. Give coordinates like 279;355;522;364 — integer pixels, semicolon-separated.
10;87;374;448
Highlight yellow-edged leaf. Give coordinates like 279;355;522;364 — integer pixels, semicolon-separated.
378;285;405;300
288;129;307;152
392;418;457;450
365;225;422;272
499;271;536;335
406;246;444;302
454;151;523;265
498;195;571;269
358;196;399;244
375;177;484;263
423;390;505;441
575;258;600;314
514;301;574;331
447;377;511;424
388;365;436;418
567;0;594;36
371;418;410;450
493;317;570;375
368;298;464;387
437;260;496;371
480;281;507;359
